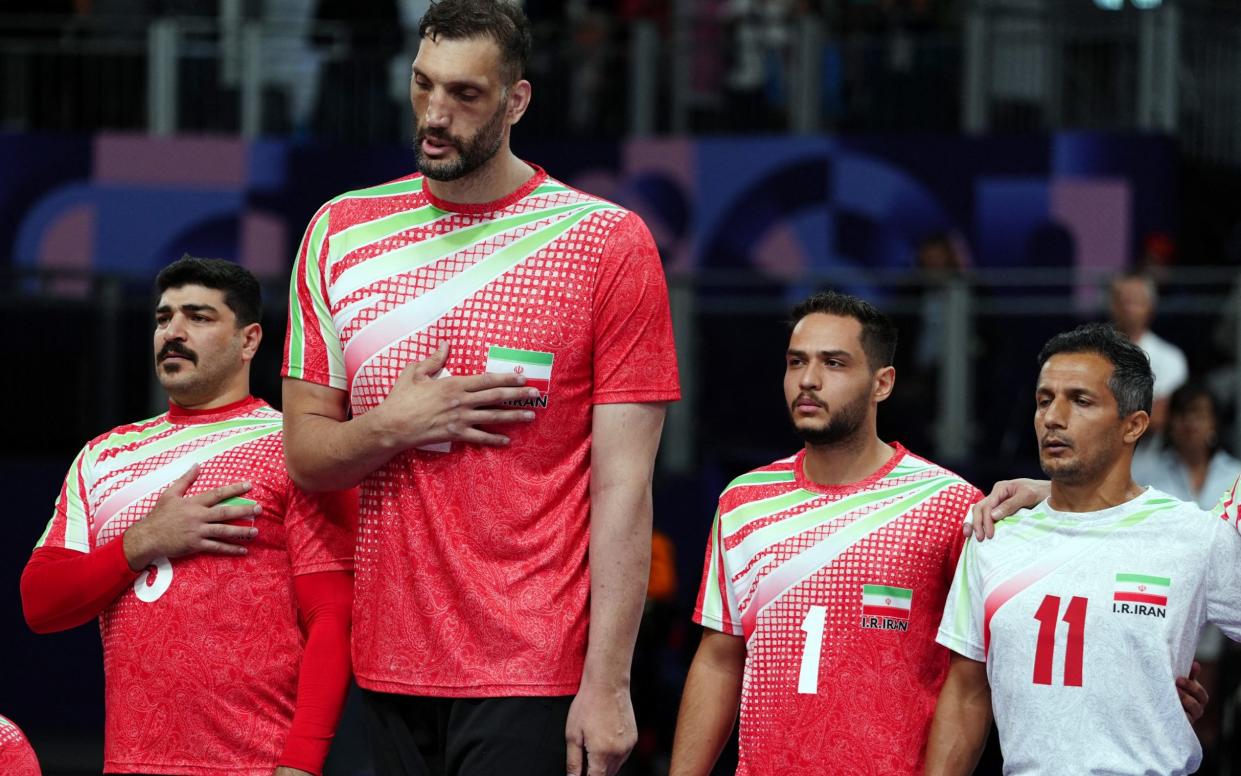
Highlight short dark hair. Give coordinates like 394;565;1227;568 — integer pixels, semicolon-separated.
418;0;531;84
790;290;898;371
1037;323;1153;416
155;255;262;327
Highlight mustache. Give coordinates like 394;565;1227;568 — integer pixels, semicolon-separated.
158;341;197;364
416;125;462;149
792;391;826;410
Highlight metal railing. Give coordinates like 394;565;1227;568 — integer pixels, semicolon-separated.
6;265;1239;477
664;266;1241;475
4;7;1241;164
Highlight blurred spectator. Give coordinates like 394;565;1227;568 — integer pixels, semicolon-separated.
1109;271;1188;433
1208;273;1241;433
566;6;614;134
912;231;964;369
1132;381;1241;775
892;231;967;457
1133;382;1241;510
722;0;792;131
1136;231;1177;280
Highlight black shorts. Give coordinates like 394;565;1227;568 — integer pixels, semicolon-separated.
363;690;572;776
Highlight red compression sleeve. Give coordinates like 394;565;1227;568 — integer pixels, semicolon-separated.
277;570;354;775
20;542;139;633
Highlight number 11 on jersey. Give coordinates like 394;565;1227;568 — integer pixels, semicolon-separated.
1032;594;1088;687
798;605;828;694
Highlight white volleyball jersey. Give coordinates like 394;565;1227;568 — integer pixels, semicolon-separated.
938;488;1241;776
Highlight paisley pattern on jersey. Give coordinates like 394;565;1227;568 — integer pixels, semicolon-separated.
283;168;680;696
695;445;981;776
36;398;354;775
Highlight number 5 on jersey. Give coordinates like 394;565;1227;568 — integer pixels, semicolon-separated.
1032;594;1087;687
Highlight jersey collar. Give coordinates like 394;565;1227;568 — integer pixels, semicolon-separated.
167;395;264;424
794;442;907;496
421;164;548;214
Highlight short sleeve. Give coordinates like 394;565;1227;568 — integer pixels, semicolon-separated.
936;538;986;661
1206;497;1241;641
591;212;681;405
36;445;92;553
944;484;984;585
283;484;357;576
692;506;743;636
283;203;348;390
1213;475;1239;530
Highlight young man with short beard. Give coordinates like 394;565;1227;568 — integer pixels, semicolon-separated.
927;324;1241;775
669;291;983;776
279;1;679;774
20;256;355;776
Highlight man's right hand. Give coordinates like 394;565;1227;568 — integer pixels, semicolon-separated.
122;465;260;571
965;478;1051;541
368;342;539;450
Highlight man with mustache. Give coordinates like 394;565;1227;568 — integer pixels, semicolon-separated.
669;291;983;776
20;256;356;776
926;323;1241;775
279;1;679;775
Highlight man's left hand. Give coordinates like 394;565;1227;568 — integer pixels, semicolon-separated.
273;768;313;776
1177;660;1209;722
565;680;637;776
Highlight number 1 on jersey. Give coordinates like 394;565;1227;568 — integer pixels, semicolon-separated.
1032;594;1087;686
798;605;827;694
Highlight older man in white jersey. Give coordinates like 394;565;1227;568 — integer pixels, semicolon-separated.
927;323;1241;775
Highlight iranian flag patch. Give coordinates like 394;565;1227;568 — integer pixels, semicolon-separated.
861;584;913;626
486;346;553;407
1113;573;1170;606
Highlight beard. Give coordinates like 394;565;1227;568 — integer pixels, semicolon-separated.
1037;432;1117;486
413;100;508;182
789;388;870;447
1039;456;1087;484
1038;445;1101;486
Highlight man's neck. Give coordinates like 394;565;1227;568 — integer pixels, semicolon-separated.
170;376;251;411
1048;463;1144;513
803;433;895;487
425;151;534;205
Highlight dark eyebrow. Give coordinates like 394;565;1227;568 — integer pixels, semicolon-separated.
816;349;852;360
1035;385;1097;398
787;348;853;360
156;303;219;315
411;67;487;91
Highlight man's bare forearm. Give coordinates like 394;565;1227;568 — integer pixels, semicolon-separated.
925;655;993;776
580;404;666;690
669;631;745;776
284;408;398;492
582;479;652;690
